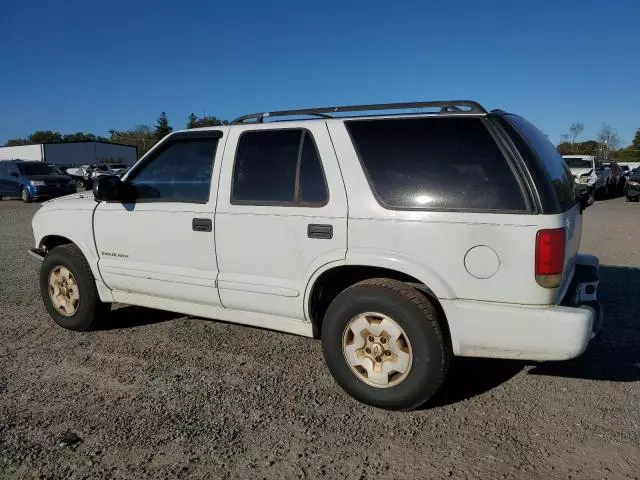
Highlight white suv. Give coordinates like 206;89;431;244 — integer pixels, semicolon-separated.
30;101;601;410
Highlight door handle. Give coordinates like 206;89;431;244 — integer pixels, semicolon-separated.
192;218;212;232
307;224;333;239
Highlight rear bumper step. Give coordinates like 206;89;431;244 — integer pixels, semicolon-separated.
561;254;603;336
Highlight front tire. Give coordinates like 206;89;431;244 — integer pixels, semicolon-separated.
321;278;451;410
21;187;32;203
40;244;110;331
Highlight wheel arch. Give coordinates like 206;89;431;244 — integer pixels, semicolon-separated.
37;233;114;303
305;262;453;345
40;234;75;252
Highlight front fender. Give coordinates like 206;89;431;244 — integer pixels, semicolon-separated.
32;208;114;302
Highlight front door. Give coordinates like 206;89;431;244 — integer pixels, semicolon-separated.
215;122;348;320
0;163;9;196
93;130;224;306
1;165;21;197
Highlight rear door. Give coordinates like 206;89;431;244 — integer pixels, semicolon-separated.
215;122;348;320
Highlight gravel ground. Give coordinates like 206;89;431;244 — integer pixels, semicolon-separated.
0;197;639;480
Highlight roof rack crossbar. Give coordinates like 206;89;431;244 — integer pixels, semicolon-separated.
231;100;486;124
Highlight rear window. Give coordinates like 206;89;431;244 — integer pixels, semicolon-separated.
563;157;592;169
346;117;527;211
503;115;575;212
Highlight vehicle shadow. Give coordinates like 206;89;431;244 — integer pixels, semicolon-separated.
428;265;640;408
96;305;184;331
428;357;527;408
529;265;640;381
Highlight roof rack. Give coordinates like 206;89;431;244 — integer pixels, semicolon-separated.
231;100;486;124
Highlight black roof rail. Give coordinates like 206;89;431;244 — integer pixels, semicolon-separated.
231;100;486;124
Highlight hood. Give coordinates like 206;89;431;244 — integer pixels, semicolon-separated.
569;167;592;178
38;191;96;211
26;174;72;182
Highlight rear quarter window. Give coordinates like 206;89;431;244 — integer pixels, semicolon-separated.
501;115;576;213
346;117;528;212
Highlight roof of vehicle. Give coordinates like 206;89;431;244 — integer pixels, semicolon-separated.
229;100;489;126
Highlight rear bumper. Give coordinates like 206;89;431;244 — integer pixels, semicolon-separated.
443;254;601;361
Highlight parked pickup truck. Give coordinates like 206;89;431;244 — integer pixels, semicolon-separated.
30;100;601;410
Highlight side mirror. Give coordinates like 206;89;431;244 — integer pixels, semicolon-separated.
93;174;124;202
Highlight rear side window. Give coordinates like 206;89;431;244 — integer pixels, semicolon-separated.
346;117;527;211
503;115;575;212
232;129;328;206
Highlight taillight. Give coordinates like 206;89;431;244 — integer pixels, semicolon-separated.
535;228;565;288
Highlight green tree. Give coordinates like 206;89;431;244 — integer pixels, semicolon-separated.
154;112;172;140
187;113;198;129
616;128;640;162
186;113;224;129
109;125;156;158
5;138;29;146
62;132;98;142
557;140;599;156
28;131;63;143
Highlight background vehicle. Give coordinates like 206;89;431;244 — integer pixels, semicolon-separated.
0;160;76;202
596;161;626;198
624;168;640;201
563;155;595;180
564;155;601;198
91;163;128;179
619;161;640;172
30;100;600;410
65;165;93;190
572;160;626;199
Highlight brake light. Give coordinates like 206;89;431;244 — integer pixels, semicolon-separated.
535;228;565;288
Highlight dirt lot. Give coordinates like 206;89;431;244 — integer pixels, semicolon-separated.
0;197;638;479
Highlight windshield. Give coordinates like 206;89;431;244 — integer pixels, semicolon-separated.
108;164;127;169
17;163;61;176
563;157;592;168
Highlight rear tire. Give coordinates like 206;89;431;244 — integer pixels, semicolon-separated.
321;278;451;410
21;187;32;203
40;244;110;331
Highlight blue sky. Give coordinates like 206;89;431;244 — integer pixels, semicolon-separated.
1;0;638;146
